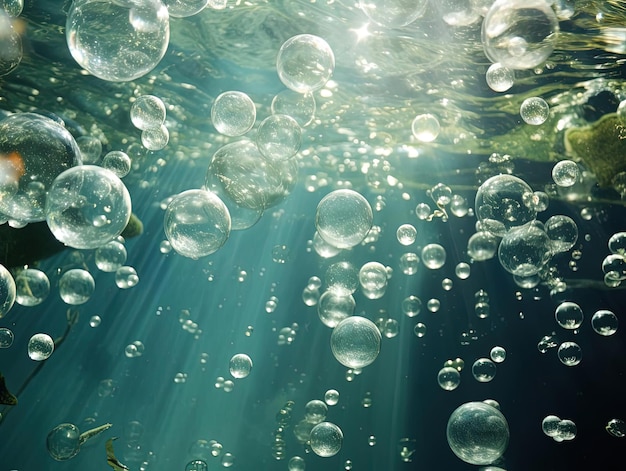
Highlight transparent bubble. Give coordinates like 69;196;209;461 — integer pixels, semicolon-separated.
229;353;253;379
608;232;626;255
164;0;208;17
485;62;514;92
555;301;583;330
220;452;234;467
438;366;461;391
447;402;509;465
255;114;301;161
414;323;426;337
427;298;440;312
472;357;497;382
455;262;471;279
421;244;446;269
0;327;14;348
305;399;328;424
89;315;101;328
15;268;50;306
606;419;626;438
141;123;169;150
475;174;536;236
95;240;127;272
557;419;577;441
602;253;626;281
125;340;145;358
382;318;399;338
115;266;139;289
402;295;422;318
0;9;22;76
325;261;358;296
310;422;343;457
46;165;132;249
46;423;82;460
591;309;618;336
131;95;166;130
75;135;102;164
206;139;297;213
316;189;373;249
498;223;551;276
164;189;231;259
467;231;498;261
359;0;427;27
411;114;440;143
557;341;582;366
59;269;95;305
211;91;256;137
0;113;82;222
399;252;419;275
185;459;208;471
415;202;431;220
482;0;559;70
28;332;54;360
318;290;355;328
331;316;381;368
552;160;579;187
271;90;316;127
542;415;561;437
102;150;132;178
396;223;417;245
288;456;306;471
442;278;454;290
440;0;480;26
490;346;506;363
544;215;578;253
66;0;169;81
276;34;335;93
520;96;549;125
537;334;558;354
0;264;16;317
359;261;388;299
324;389;339;406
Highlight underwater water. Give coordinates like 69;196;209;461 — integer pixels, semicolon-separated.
2;0;626;470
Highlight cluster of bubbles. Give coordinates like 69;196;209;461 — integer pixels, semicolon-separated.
473;174;579;279
602;232;626;287
447;401;509;465
541;415;577;442
131;94;169;151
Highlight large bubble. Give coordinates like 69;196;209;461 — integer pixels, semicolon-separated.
164;189;231;259
205;139;298;213
0;113;82;222
66;0;170;82
475;174;536;236
447;401;509;465
0;9;22;77
309;422;343;457
359;0;428;28
211;91;256;137
330;316;381;368
276;34;335;93
315;189;373;249
255;114;301;161
482;0;559;70
46;165;132;249
498;222;552;276
0;263;16;317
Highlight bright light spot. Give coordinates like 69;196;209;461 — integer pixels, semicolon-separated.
351;23;371;43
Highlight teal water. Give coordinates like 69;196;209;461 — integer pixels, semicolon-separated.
1;1;626;470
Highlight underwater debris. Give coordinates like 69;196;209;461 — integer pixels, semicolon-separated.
564;113;626;188
105;437;130;471
0;372;17;405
